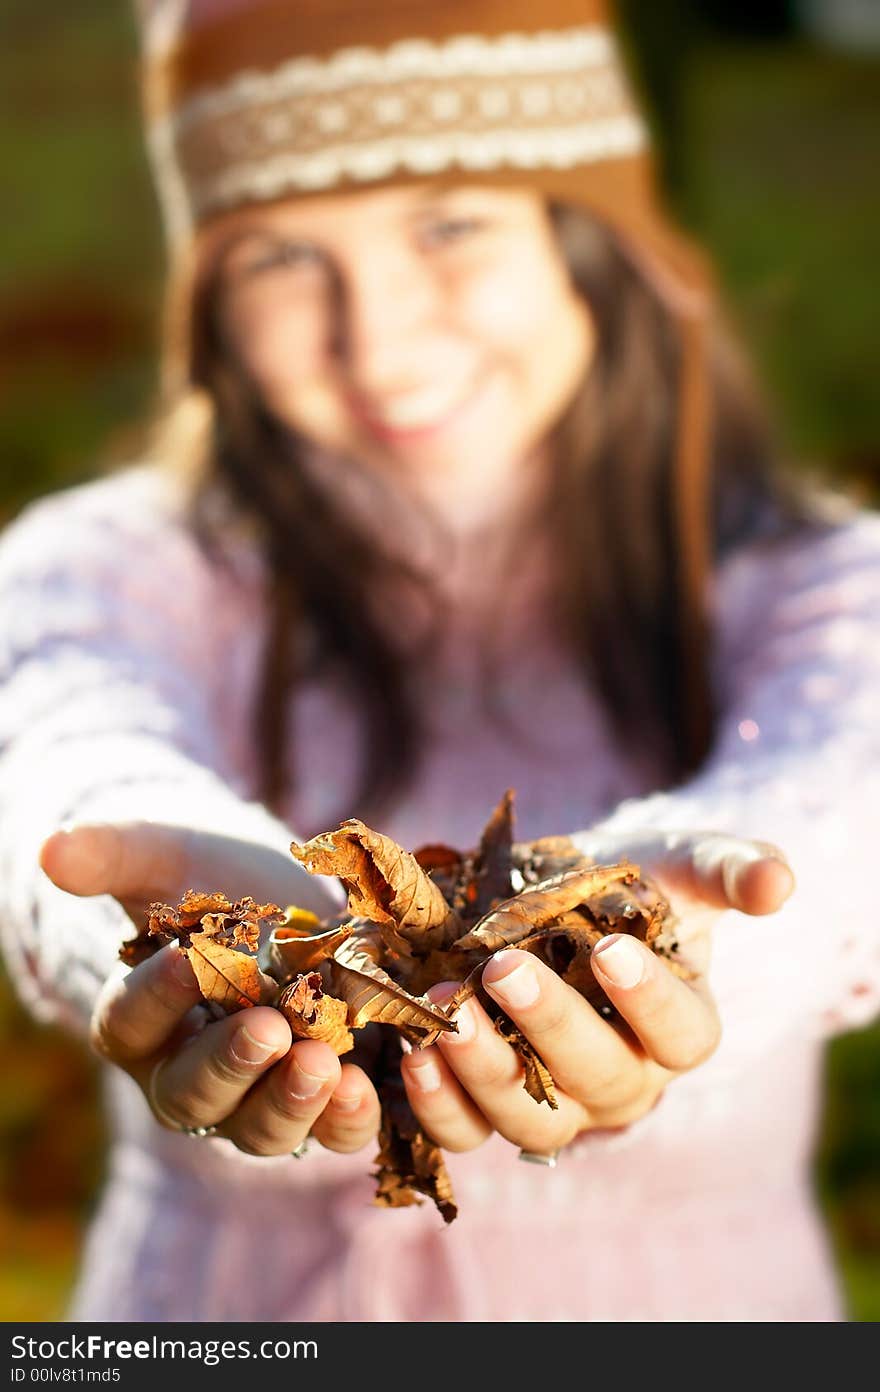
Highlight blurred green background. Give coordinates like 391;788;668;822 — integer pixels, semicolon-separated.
1;0;878;1321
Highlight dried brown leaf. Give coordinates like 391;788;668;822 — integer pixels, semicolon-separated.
264;920;355;983
411;793;517;929
132;891;281;1012
412;843;463;877
149;890;285;953
372;1040;457;1223
278;972;354;1054
290;819;461;955
185;937;278;1013
120;890;250;967
589;877;671;948
494;1015;558;1109
119;922;164;967
469;787;516;918
452;864;638;952
514;834;587;885
329;937;459;1040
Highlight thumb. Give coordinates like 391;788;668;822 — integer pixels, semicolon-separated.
39;823;188;905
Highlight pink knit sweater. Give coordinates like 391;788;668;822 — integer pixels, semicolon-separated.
1;464;878;1322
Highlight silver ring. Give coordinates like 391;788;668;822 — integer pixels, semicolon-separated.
290;1139;310;1160
181;1125;219;1138
148;1058;187;1132
518;1149;559;1167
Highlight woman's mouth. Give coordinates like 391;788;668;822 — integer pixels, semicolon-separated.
348;376;487;444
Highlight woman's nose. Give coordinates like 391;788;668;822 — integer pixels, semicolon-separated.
333;251;440;394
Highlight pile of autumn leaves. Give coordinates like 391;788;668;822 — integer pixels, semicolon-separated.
120;790;684;1222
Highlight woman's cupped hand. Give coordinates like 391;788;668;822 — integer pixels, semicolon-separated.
39;822;383;1157
398;830;794;1158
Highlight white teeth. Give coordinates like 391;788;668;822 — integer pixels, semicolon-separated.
367;383;475;429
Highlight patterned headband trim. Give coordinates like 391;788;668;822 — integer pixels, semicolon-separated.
148;23;648;235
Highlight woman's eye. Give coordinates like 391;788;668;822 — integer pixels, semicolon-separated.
236;241;323;278
419;216;486;249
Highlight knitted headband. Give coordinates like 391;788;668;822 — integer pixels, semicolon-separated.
137;0;713;762
139;1;706;293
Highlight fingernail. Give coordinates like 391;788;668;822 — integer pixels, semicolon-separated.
230;1024;280;1068
331;1091;362;1113
723;855;752;910
441;998;477;1044
169;947;196;988
427;981;459;1006
592;934;645;989
287;1061;330;1101
407;1051;442;1093
729;853;795;912
483;953;540;1010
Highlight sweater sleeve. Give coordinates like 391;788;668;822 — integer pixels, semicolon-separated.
0;470;344;1038
571;510;880;1040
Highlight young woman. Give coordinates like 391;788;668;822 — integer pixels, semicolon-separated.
1;0;878;1321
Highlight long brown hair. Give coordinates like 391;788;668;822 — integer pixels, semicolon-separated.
163;200;825;823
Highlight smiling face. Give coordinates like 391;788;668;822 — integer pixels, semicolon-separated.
207;183;594;530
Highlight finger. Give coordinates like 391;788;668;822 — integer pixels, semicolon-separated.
90;944;202;1066
142;1005;291;1132
591;933;721;1071
479;953;655;1118
578;829;794;916
218;1039;342;1156
400;1046;493;1152
309;1063;383;1154
40;821;341;919
428;980;585;1153
689;834;794;915
40;824;189;908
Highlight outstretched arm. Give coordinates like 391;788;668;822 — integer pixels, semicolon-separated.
402;515;880;1153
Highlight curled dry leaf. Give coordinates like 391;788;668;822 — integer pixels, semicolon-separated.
514;834;588;885
467;786;515;919
452;864;639;953
421;864;681;1037
290;819;461;956
412;843;463;878
589;877;670;949
263;920;356;983
185;939;278;1013
120;891;282;1013
411;789;515;922
494;1015;558;1109
329;937;459;1042
118;927;161;969
120;890;280;966
150;890;285;953
278;972;354;1054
